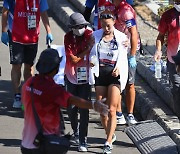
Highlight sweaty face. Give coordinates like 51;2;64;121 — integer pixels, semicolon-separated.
101;18;115;35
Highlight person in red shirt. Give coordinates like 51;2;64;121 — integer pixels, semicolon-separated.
64;12;94;152
154;0;180;118
1;0;53;109
112;0;139;125
21;48;108;154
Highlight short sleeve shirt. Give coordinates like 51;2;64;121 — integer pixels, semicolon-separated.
3;0;48;32
64;29;93;84
21;75;72;149
158;8;180;63
114;1;136;37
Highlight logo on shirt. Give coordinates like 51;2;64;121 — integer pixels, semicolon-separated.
18;12;35;18
107;52;113;57
26;86;42;95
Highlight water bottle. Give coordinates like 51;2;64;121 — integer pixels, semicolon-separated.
155;60;162;79
162;61;167;73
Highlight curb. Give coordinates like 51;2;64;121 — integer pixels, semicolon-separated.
47;0;180;152
135;74;180;152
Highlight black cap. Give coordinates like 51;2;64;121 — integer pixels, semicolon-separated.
172;51;180;65
36;48;62;74
68;12;89;28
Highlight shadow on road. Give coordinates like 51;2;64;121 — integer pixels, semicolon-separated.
0;138;21;147
0;80;23;118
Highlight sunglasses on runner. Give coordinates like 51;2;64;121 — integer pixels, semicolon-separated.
100;14;115;20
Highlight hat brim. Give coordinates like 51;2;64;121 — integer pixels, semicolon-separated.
68;22;90;28
36;56;63;74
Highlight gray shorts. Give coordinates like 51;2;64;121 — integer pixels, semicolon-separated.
127;65;136;84
127;51;139;85
8;31;38;65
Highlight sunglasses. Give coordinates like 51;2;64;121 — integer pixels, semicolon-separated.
100;14;115;20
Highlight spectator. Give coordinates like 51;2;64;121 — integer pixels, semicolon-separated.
83;0;134;30
64;12;94;152
154;0;180;118
112;0;139;125
21;48;108;154
84;0;98;22
90;11;128;154
1;0;53;108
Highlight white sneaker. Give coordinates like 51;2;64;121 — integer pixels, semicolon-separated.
103;142;113;154
117;114;126;125
112;134;116;144
78;143;88;152
13;95;22;108
126;114;137;125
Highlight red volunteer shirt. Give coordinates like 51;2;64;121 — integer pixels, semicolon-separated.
158;8;180;63
21;75;72;149
64;29;93;84
12;0;40;44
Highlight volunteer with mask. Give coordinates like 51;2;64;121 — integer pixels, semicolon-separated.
64;12;94;152
154;0;180;118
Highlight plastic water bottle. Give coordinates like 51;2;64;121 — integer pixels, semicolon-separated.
155;61;162;79
162;61;167;73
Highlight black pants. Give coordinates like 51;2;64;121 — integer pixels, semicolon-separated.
65;77;91;144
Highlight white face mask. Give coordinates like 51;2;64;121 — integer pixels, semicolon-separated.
72;28;85;36
174;4;180;12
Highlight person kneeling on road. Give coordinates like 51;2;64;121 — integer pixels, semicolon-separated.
21;48;109;154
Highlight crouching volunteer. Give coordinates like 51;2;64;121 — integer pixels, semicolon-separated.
21;48;109;154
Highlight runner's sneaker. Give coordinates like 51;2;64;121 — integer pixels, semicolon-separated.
117;114;126;125
112;134;116;144
13;94;22;108
103;142;113;154
126;114;137;125
78;142;88;152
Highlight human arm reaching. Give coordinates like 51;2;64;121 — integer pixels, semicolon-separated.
68;96;108;116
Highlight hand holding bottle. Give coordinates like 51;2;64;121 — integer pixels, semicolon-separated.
154;50;162;62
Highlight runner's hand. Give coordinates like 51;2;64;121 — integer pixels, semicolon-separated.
112;67;119;77
93;98;109;116
1;32;9;46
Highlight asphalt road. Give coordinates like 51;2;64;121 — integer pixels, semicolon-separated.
0;12;140;154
